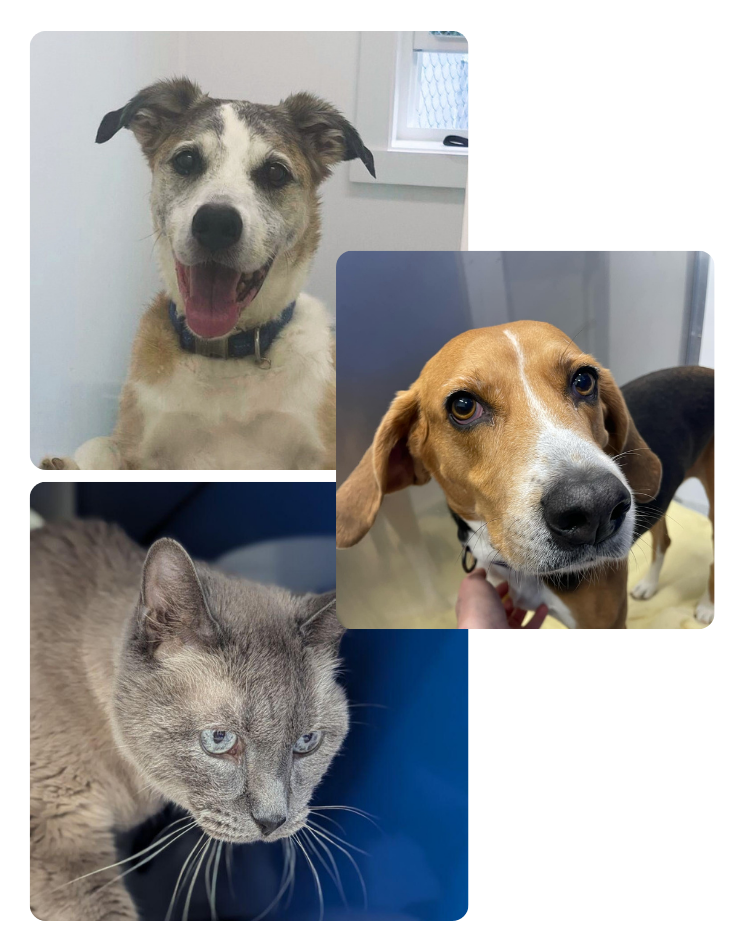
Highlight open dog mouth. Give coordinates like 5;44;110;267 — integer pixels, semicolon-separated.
174;258;273;339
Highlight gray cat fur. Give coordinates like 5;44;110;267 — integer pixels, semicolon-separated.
30;520;347;920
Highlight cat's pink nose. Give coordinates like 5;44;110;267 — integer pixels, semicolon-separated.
254;812;286;836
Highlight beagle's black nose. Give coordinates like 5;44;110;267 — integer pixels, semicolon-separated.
192;204;243;252
542;472;631;549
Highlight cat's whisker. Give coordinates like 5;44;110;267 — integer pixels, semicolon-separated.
165;833;207;921
308;811;347;834
253;837;298;921
151;813;195;842
225;840;236;900
186;834;211;886
302;827;347;907
293;833;325;921
284;837;298;911
307;821;370;855
204;841;218;915
55;820;197;888
280;837;291;886
203;839;218;905
310;805;378;824
182;837;213;920
306;825;368;907
86;824;200;897
209;841;222;921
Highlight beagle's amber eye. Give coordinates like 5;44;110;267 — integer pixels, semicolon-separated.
572;369;597;397
449;394;483;424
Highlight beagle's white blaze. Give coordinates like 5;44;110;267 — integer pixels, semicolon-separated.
469;326;637;577
503;326;633;492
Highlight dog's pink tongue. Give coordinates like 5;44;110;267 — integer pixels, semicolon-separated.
179;262;242;339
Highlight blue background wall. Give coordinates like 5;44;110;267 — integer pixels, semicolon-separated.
74;482;335;559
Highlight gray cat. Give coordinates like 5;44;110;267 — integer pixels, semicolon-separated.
31;520;347;921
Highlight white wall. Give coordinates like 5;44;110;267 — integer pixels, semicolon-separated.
460;185;469;250
31;31;465;463
674;254;714;515
607;251;690;386
699;254;715;368
31;32;180;460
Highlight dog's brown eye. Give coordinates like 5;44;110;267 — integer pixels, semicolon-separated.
173;150;199;176
267;162;291;187
572;369;597;397
449;394;482;424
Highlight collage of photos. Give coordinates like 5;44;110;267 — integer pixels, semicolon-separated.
29;28;715;925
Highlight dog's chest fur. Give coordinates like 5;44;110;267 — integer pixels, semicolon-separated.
127;293;334;469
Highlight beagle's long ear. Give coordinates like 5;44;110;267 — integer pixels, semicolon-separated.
336;389;430;548
599;369;662;503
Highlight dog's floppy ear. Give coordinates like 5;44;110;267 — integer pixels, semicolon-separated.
281;92;376;181
337;389;430;548
599;369;662;503
96;78;206;157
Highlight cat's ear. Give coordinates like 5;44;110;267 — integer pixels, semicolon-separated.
297;591;344;651
138;538;217;650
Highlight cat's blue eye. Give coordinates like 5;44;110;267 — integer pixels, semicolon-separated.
200;729;238;755
293;731;322;755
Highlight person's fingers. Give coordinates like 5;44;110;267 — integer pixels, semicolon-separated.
524;604;549;629
507;607;528;628
457;571;548;629
456;569;510;629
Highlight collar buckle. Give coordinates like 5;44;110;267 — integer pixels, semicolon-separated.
254;328;272;369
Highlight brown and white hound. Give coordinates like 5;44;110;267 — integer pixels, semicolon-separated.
336;321;714;628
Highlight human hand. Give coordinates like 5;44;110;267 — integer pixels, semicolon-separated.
456;568;549;629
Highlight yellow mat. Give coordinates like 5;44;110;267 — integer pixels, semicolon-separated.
338;497;712;629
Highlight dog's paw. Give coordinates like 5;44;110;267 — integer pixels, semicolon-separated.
631;577;659;600
694;594;714;625
39;457;80;470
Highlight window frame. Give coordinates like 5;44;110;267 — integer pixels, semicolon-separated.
393;46;468;144
350;31;468;189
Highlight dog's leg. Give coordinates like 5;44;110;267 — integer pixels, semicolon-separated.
40;437;123;470
39;437;122;470
73;437;124;470
693;436;714;625
40;457;81;470
631;514;671;601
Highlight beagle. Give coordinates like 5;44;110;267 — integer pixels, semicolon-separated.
336;321;714;628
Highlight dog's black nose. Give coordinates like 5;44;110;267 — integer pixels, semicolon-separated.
542;472;631;549
192;204;243;252
253;813;287;837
